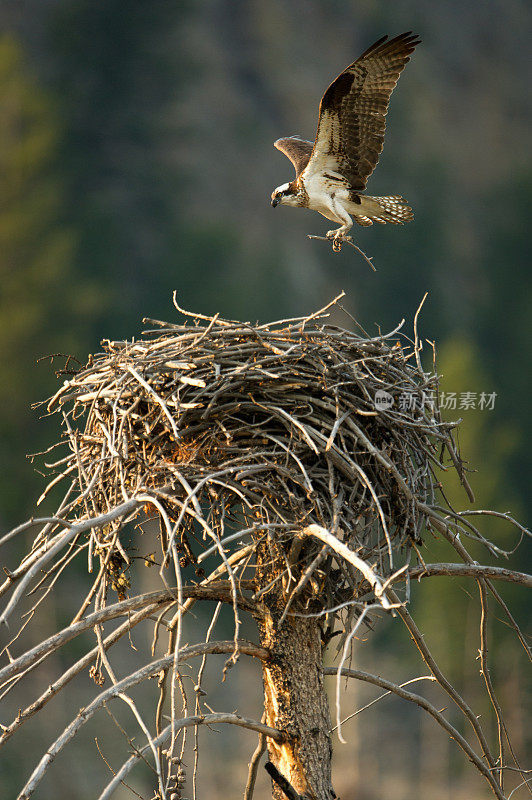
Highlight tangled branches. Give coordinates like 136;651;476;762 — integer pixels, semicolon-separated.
0;294;530;800
39;294;466;601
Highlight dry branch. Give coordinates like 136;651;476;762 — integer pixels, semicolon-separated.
1;296;529;800
324;667;507;800
17;641;271;800
408;562;532;587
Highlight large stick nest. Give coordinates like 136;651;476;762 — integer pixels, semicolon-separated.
45;298;466;609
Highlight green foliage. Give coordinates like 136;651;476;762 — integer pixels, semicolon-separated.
436;337;519;529
0;36;92;518
48;0;194;339
478;173;532;513
412;337;522;680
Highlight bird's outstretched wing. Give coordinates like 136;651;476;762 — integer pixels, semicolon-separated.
274;137;314;179
302;32;421;191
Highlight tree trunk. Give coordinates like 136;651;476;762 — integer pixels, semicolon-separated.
258;607;334;800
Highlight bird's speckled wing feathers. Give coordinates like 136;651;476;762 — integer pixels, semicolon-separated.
301;32;421;190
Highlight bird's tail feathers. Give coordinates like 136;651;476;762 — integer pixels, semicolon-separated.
359;195;414;225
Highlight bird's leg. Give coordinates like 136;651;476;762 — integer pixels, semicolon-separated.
326;225;353;252
326;227;353;240
326;202;353;244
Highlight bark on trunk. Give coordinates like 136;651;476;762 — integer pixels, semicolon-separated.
258;608;334;800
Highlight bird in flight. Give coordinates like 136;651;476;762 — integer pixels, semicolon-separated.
271;32;420;251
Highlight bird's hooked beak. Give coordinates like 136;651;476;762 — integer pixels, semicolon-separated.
271;196;279;208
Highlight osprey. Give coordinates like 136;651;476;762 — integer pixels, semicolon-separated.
271;32;420;248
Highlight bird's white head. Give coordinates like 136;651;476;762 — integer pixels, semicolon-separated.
270;182;300;208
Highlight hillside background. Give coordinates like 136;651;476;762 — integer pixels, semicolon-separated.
0;2;530;799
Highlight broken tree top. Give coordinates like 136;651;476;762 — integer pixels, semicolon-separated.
42;295;469;608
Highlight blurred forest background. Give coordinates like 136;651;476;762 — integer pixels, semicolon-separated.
0;1;530;799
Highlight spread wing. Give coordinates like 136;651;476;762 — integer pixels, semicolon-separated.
273;137;314;179
302;32;421;191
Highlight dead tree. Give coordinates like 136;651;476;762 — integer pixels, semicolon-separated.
0;294;530;800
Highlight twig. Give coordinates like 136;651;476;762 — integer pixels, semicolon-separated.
307;234;377;270
264;761;302;800
334;605;380;743
408;562;532;588
386;587;497;774
17;643;273;799
324;666;507;800
244;725;267;800
330;674;436;730
303;525;394;609
0;603;163;746
0;499;140;627
0;587;257;689
93;716;283;800
278;544;329;626
478;580;508;792
413;292;428;374
299;290;346;329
